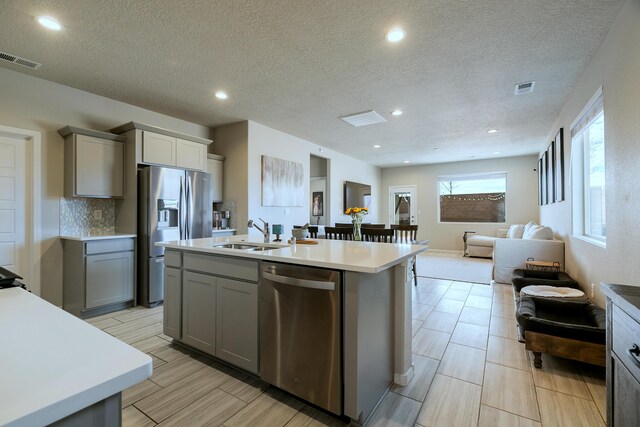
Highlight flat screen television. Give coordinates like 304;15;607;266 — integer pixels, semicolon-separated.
343;181;372;210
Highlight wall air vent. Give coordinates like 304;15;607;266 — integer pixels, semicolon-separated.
340;110;387;127
0;51;42;70
514;81;535;95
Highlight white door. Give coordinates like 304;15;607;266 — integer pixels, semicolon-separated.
0;135;28;282
389;185;417;225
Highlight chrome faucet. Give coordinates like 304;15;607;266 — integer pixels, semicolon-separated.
248;218;270;243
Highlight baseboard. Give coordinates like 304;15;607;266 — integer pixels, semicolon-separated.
393;366;414;387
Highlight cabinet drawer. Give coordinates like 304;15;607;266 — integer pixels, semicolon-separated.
613;305;640;383
184;252;258;282
165;250;182;268
86;238;134;255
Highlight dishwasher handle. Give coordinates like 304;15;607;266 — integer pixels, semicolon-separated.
263;271;335;291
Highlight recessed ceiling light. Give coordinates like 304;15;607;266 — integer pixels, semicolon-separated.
214;91;228;100
36;16;64;31
403;160;410;164
386;28;406;43
373;144;381;148
488;129;498;134
493;151;501;154
391;109;403;116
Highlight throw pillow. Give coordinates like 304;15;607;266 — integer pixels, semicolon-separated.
528;226;554;240
524;221;537;234
522;224;541;239
507;224;524;239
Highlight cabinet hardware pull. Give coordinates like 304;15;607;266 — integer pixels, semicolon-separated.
627;344;640;368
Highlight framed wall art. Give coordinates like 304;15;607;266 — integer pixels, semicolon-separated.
261;155;304;206
554;128;565;202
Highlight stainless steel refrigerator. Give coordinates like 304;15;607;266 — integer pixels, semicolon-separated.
138;166;213;307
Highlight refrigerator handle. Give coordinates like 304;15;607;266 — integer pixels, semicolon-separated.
179;176;184;240
186;176;191;239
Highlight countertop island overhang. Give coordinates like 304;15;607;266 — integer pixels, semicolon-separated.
157;234;428;424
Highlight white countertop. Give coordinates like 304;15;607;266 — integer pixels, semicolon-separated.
59;233;136;241
0;288;152;426
158;234;428;273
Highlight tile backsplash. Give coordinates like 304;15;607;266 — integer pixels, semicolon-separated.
60;197;116;236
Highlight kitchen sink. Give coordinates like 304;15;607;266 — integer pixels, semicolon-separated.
215;243;281;251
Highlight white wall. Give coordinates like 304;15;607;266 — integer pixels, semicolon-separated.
540;0;640;306
381;156;539;250
246;121;380;240
0;67;211;305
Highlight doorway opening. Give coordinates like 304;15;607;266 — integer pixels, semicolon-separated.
310;155;329;226
389;185;417;225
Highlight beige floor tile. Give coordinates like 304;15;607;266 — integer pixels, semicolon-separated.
286;405;348;426
151;355;166;369
416;374;481;427
122;379;162;408
366;391;421;427
413;291;442;306
536;387;604;427
464;295;493;310
391;354;439;401
132;335;172;354
489;315;518;340
123;405;156;427
493;291;515;305
491;302;516;319
116;323;164;344
450;322;489;350
433;299;464;315
469;285;493;298
137;368;233;423
416;277;453;287
85;312;119;324
482;362;540;421
412;328;451;360
486;335;530;371
423;311;459;333
478;405;541;427
104;312;164;336
458;307;491;327
443;288;470;302
492;284;513;294
438;343;486;385
426;284;450;297
89;317;122;330
412;320;424;337
412;303;436;320
219;372;268;403
156;388;245;427
150;355;211;387
449;281;474;291
151;342;193;363
580;364;607;421
114;305;163;323
530;356;591;399
223;388;305;426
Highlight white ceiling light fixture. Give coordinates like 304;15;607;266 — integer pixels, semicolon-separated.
391;109;403;116
487;129;498;134
36;16;64;31
214;91;228;100
373;144;381;148
386;28;406;43
493;151;501;154
403;160;410;164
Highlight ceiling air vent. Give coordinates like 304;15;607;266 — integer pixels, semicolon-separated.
514;81;535;96
340;110;387;127
0;51;42;70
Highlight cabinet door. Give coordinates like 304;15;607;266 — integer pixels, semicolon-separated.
216;278;258;372
176;139;205;171
163;267;182;339
86;251;134;309
142;131;177;166
613;355;640;426
182;271;216;355
75;135;124;197
207;158;223;202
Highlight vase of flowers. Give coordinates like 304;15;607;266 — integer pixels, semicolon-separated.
345;207;368;241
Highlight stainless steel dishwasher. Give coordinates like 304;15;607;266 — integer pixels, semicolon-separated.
260;262;342;415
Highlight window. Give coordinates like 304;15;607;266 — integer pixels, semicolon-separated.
438;172;506;223
571;89;606;244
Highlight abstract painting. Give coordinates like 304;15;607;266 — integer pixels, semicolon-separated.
261;155;304;206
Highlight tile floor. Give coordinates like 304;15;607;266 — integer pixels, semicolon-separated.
86;277;606;426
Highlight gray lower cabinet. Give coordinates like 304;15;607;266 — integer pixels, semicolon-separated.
163;267;182;339
181;271;216;355
63;237;135;318
216;278;258;372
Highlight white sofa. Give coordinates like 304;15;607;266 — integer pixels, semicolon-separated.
466;229;508;258
491;222;565;284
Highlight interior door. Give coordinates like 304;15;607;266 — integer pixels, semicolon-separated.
0;135;27;282
389;185;417;225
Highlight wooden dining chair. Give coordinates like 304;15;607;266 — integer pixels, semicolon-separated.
324;226;353;240
361;223;386;229
293;225;318;238
362;228;395;243
391;224;420;286
334;223;353;228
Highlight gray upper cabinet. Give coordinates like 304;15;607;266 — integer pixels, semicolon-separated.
59;127;125;198
141;131;206;171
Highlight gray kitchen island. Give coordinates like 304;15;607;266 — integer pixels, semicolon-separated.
157;235;428;425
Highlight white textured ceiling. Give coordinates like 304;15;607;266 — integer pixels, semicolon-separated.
0;0;624;167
